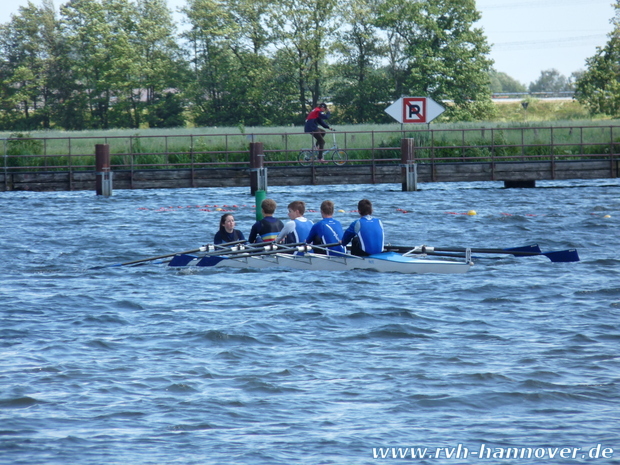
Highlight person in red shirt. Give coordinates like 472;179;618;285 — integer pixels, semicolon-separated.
304;103;332;161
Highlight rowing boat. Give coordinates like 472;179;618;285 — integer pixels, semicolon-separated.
103;240;578;273
168;244;473;274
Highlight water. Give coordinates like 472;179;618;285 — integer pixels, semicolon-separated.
1;180;619;465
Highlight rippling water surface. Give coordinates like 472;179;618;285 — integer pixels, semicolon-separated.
2;180;620;464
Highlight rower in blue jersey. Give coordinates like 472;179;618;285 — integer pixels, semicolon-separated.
248;198;284;243
276;200;313;244
342;199;384;256
306;200;345;255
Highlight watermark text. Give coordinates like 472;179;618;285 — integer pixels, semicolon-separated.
372;444;614;460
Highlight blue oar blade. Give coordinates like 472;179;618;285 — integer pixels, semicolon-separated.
543;249;580;263
169;254;198;267
197;256;227;267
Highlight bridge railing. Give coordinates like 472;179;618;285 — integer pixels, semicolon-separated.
2;125;619;174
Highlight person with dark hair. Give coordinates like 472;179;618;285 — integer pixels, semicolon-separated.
304;102;332;161
276;200;313;244
306;200;345;255
248;198;284;243
341;199;384;256
213;213;245;244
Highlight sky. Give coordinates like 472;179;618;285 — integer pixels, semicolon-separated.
0;0;615;86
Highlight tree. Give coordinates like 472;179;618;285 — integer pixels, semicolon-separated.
146;92;186;127
529;69;569;93
0;0;61;129
329;0;393;123
268;0;338;120
575;0;620;116
376;0;495;121
488;69;526;93
60;0;184;129
61;0;129;128
129;0;186;128
182;0;236;126
568;70;584;90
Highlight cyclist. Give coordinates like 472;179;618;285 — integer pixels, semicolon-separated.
304;102;332;162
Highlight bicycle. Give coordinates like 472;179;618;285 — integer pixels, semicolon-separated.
298;130;348;166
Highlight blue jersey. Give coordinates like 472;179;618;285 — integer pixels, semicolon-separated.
277;217;314;244
306;218;345;255
342;215;384;255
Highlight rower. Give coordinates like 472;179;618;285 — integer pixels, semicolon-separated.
306;200;345;255
341;199;384;256
248;198;285;243
275;200;313;244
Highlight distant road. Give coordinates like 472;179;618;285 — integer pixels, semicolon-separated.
492;91;574;101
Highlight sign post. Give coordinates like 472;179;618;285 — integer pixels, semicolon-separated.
385;97;445;125
385;97;444;193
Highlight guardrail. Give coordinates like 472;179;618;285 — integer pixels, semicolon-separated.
2;125;619;184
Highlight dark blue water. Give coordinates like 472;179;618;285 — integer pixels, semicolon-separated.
2;180;619;465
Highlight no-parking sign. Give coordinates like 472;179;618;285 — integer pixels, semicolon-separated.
385;97;445;124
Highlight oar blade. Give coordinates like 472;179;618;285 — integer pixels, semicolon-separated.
169;254;198;267
543;249;580;263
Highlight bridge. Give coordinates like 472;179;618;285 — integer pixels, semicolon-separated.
1;125;618;193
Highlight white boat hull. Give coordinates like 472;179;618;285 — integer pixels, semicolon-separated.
170;251;472;274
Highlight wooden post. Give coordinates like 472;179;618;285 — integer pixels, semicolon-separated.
401;138;417;191
95;144;112;197
249;141;267;195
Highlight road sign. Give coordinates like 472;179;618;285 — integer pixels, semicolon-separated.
385;97;445;124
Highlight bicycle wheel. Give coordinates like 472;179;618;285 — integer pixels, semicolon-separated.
298;150;315;166
331;150;348;166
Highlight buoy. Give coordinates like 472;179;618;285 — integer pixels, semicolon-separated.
338;209;345;213
604;214;611;218
215;207;222;211
467;210;477;216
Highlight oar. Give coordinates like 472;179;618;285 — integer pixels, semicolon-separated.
385;244;579;263
193;242;313;267
216;242;343;260
168;241;311;267
304;242;348;256
97;239;248;268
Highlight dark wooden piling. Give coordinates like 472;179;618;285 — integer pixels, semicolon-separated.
249;142;267;195
95;144;112;197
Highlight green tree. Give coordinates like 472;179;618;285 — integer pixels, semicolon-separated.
0;0;60;129
376;0;495;121
130;0;186;127
222;0;281;125
61;0;183;129
146;92;186;127
488;69;526;93
329;0;392;123
61;0;125;128
268;0;338;120
575;0;620;116
183;0;302;126
182;0;236;125
529;69;569;93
